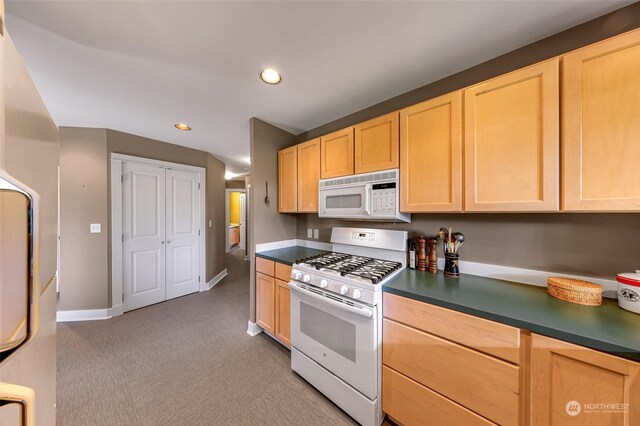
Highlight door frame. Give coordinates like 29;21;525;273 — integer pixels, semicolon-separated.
225;188;246;253
110;153;206;317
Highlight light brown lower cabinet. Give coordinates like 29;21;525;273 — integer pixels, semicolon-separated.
530;334;640;425
382;293;640;426
275;279;291;347
256;272;275;334
255;257;291;348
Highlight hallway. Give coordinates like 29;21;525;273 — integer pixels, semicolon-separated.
56;251;355;425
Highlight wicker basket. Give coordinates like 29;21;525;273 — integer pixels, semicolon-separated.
547;277;602;306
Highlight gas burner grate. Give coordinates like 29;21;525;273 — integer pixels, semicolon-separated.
344;259;402;284
295;252;351;270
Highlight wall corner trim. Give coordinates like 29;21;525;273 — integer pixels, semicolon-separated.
200;269;228;292
247;321;262;337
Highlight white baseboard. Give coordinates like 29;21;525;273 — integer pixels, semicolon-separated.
200;268;228;292
436;258;619;295
57;306;116;322
110;304;124;317
247;320;262;336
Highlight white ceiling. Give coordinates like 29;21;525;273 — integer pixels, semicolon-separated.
6;0;631;174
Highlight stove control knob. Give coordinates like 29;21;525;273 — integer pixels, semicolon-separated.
352;289;362;299
302;274;311;283
293;270;302;280
320;279;329;288
340;285;349;295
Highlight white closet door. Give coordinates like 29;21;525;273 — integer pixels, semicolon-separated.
123;163;166;312
165;169;200;300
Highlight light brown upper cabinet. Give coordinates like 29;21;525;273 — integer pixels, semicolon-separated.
531;334;640;425
464;58;560;212
563;29;640;211
400;91;462;212
278;145;297;212
320;127;354;179
354;112;399;174
297;138;320;212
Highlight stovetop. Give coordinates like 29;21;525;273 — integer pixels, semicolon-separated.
295;252;402;285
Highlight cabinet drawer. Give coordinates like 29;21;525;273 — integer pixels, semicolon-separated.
256;257;274;276
383;366;495;426
383;318;520;425
275;262;292;282
383;293;521;364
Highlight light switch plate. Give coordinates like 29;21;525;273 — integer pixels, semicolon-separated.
90;223;102;233
209;220;212;227
307;228;313;238
313;229;319;239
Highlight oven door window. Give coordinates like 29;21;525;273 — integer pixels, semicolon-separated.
300;302;356;362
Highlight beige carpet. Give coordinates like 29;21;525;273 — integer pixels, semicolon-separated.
57;250;357;425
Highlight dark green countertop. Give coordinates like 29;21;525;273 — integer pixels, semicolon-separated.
256;246;328;266
383;269;640;361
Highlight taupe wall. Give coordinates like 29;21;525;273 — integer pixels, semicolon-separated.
225;180;246;189
1;32;58;426
296;2;640;143
58;127;227;311
298;214;640;280
248;118;296;322
207;154;226;278
59;128;109;310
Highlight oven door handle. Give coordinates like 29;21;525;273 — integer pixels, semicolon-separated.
288;282;373;319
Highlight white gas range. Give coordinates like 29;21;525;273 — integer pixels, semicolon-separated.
288;227;407;426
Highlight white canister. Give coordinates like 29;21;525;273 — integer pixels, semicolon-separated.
617;270;640;314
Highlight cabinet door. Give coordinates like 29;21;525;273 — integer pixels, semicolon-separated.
563;29;640;211
278;145;297;212
275;278;291;348
400;92;462;212
320;128;354;179
256;272;275;334
355;112;399;174
297;138;320;212
464;59;559;211
531;334;640;425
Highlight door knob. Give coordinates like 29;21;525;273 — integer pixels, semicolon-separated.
161;241;165;244
167;240;172;244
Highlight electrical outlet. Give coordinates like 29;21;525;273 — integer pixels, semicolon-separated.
307;228;312;238
313;229;319;239
90;223;101;233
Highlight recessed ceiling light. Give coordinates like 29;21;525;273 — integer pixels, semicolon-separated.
259;68;282;85
175;123;191;131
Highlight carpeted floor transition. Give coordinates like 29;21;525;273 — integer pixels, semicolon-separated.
57;250;357;425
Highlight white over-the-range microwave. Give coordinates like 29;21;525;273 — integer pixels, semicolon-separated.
318;169;411;222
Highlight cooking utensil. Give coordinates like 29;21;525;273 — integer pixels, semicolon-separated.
438;228;449;252
265;181;270;205
452;232;465;253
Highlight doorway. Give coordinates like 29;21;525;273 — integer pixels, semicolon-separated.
225;188;246;253
111;154;206;313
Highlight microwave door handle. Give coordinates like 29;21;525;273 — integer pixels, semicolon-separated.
364;184;371;216
288;282;373;318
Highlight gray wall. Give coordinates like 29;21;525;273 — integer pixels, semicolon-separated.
295;2;640;143
226;180;246;189
298;214;640;280
58;127;227;311
207;153;226;278
0;32;58;426
248;118;296;323
59;128;109;310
